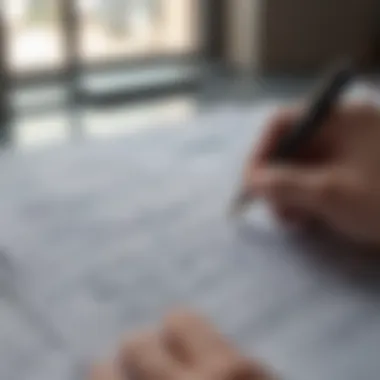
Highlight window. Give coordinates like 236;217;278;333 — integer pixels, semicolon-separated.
5;0;65;74
0;0;215;144
78;0;201;63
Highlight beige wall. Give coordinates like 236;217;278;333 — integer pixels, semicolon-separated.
227;0;378;72
162;0;201;53
226;0;263;72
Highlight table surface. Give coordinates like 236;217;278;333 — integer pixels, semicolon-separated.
1;100;380;380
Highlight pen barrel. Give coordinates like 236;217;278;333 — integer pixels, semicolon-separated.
272;64;355;161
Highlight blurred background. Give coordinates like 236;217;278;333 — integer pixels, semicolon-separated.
1;3;380;378
0;0;379;149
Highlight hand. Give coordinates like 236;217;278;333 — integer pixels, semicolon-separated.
90;311;275;380
244;102;380;246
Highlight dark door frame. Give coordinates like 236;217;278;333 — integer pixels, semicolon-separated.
0;7;11;142
203;0;228;63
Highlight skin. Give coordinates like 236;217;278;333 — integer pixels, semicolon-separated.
90;311;275;380
91;101;380;379
245;101;380;246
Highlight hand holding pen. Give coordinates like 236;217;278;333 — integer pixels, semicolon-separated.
233;64;380;246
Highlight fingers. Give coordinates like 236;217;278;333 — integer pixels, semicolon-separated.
120;330;183;380
271;204;313;228
250;107;300;166
163;311;274;379
163;310;236;366
89;311;277;380
244;107;301;193
250;165;350;219
251;101;377;170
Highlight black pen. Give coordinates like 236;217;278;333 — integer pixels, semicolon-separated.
230;61;355;216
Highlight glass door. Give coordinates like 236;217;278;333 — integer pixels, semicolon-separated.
4;0;65;76
78;0;201;64
2;0;207;146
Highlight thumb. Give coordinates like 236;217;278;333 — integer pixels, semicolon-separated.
250;165;348;217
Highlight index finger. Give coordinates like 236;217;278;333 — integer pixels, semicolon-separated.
163;311;236;365
241;107;299;193
251;107;300;166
